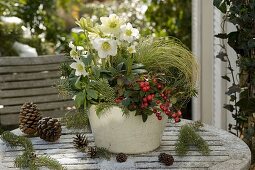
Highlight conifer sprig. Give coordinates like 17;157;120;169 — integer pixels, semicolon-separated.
175;122;210;156
1;131;66;170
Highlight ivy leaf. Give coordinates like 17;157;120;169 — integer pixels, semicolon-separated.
221;75;230;82
248;39;255;48
225;85;241;95
216;52;227;62
213;0;227;13
122;98;131;107
215;33;228;39
223;104;234;112
132;69;148;74
230;95;236;102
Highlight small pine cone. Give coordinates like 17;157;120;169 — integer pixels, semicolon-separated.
158;153;167;162
73;134;88;149
87;146;97;158
19;102;42;135
116;153;127;163
37;117;62;142
163;154;174;166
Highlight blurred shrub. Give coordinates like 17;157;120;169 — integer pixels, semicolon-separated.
146;0;192;48
0;0;71;56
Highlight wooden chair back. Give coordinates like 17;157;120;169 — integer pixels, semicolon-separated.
0;55;74;126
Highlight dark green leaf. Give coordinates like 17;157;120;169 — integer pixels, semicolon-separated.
132;69;148;74
81;54;92;66
223;104;234;112
117;62;125;71
216;52;227;62
142;114;148;122
215;33;228;39
75;92;85;108
132;63;145;69
225;85;241;95
248;39;255;48
213;0;227;13
74;77;82;89
122;98;131;107
221;75;231;82
87;89;98;99
230;95;236;102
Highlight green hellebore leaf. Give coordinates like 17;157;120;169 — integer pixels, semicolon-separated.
213;0;227;13
75;92;85;109
221;75;230;82
223;104;234;112
75;76;82;89
142;114;148;122
215;33;228;39
216;52;227;62
87;89;98;99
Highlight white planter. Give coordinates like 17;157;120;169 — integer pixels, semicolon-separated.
88;105;168;154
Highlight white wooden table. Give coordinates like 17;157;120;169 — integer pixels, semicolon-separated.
0;120;251;170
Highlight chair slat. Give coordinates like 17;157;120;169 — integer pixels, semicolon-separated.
0;64;60;74
0;79;58;90
0;100;74;114
0;71;60;82
0;55;67;66
0;87;59;98
0;94;69;106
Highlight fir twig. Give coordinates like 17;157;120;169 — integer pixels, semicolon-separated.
35;155;67;170
91;78;115;102
96;147;112;160
175;124;210;156
95;102;115;117
1;131;66;170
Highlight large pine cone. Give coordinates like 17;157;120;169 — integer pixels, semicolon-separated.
19;102;42;135
37;117;62;142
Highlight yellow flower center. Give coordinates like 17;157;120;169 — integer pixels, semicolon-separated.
109;21;117;28
77;63;84;72
125;29;132;36
101;42;111;51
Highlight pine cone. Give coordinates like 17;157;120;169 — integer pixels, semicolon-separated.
158;152;167;162
73;134;88;149
158;153;174;166
19;102;42;135
87;146;97;158
116;153;127;163
37;117;62;142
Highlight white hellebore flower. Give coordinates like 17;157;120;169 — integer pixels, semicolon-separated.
92;38;117;58
120;23;139;43
70;60;88;77
127;45;136;54
69;41;75;49
100;14;124;35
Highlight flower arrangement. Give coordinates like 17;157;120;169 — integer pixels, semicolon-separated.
59;14;198;123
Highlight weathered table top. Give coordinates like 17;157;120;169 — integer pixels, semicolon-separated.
0;120;251;170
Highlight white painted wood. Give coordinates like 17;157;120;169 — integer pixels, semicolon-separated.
0;120;251;169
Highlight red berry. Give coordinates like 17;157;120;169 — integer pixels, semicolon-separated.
151;94;155;98
144;81;149;86
175;117;180;123
165;110;171;115
143;102;148;107
165;102;170;107
156;100;161;104
147;95;153;101
156;112;161;117
172;113;177;118
152;78;157;83
158;84;162;89
143;97;148;102
177;110;182;116
153;108;157;113
145;86;150;91
140;82;145;88
158;116;162;120
115;98;121;103
160;93;165;97
142;87;147;92
163;96;167;100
